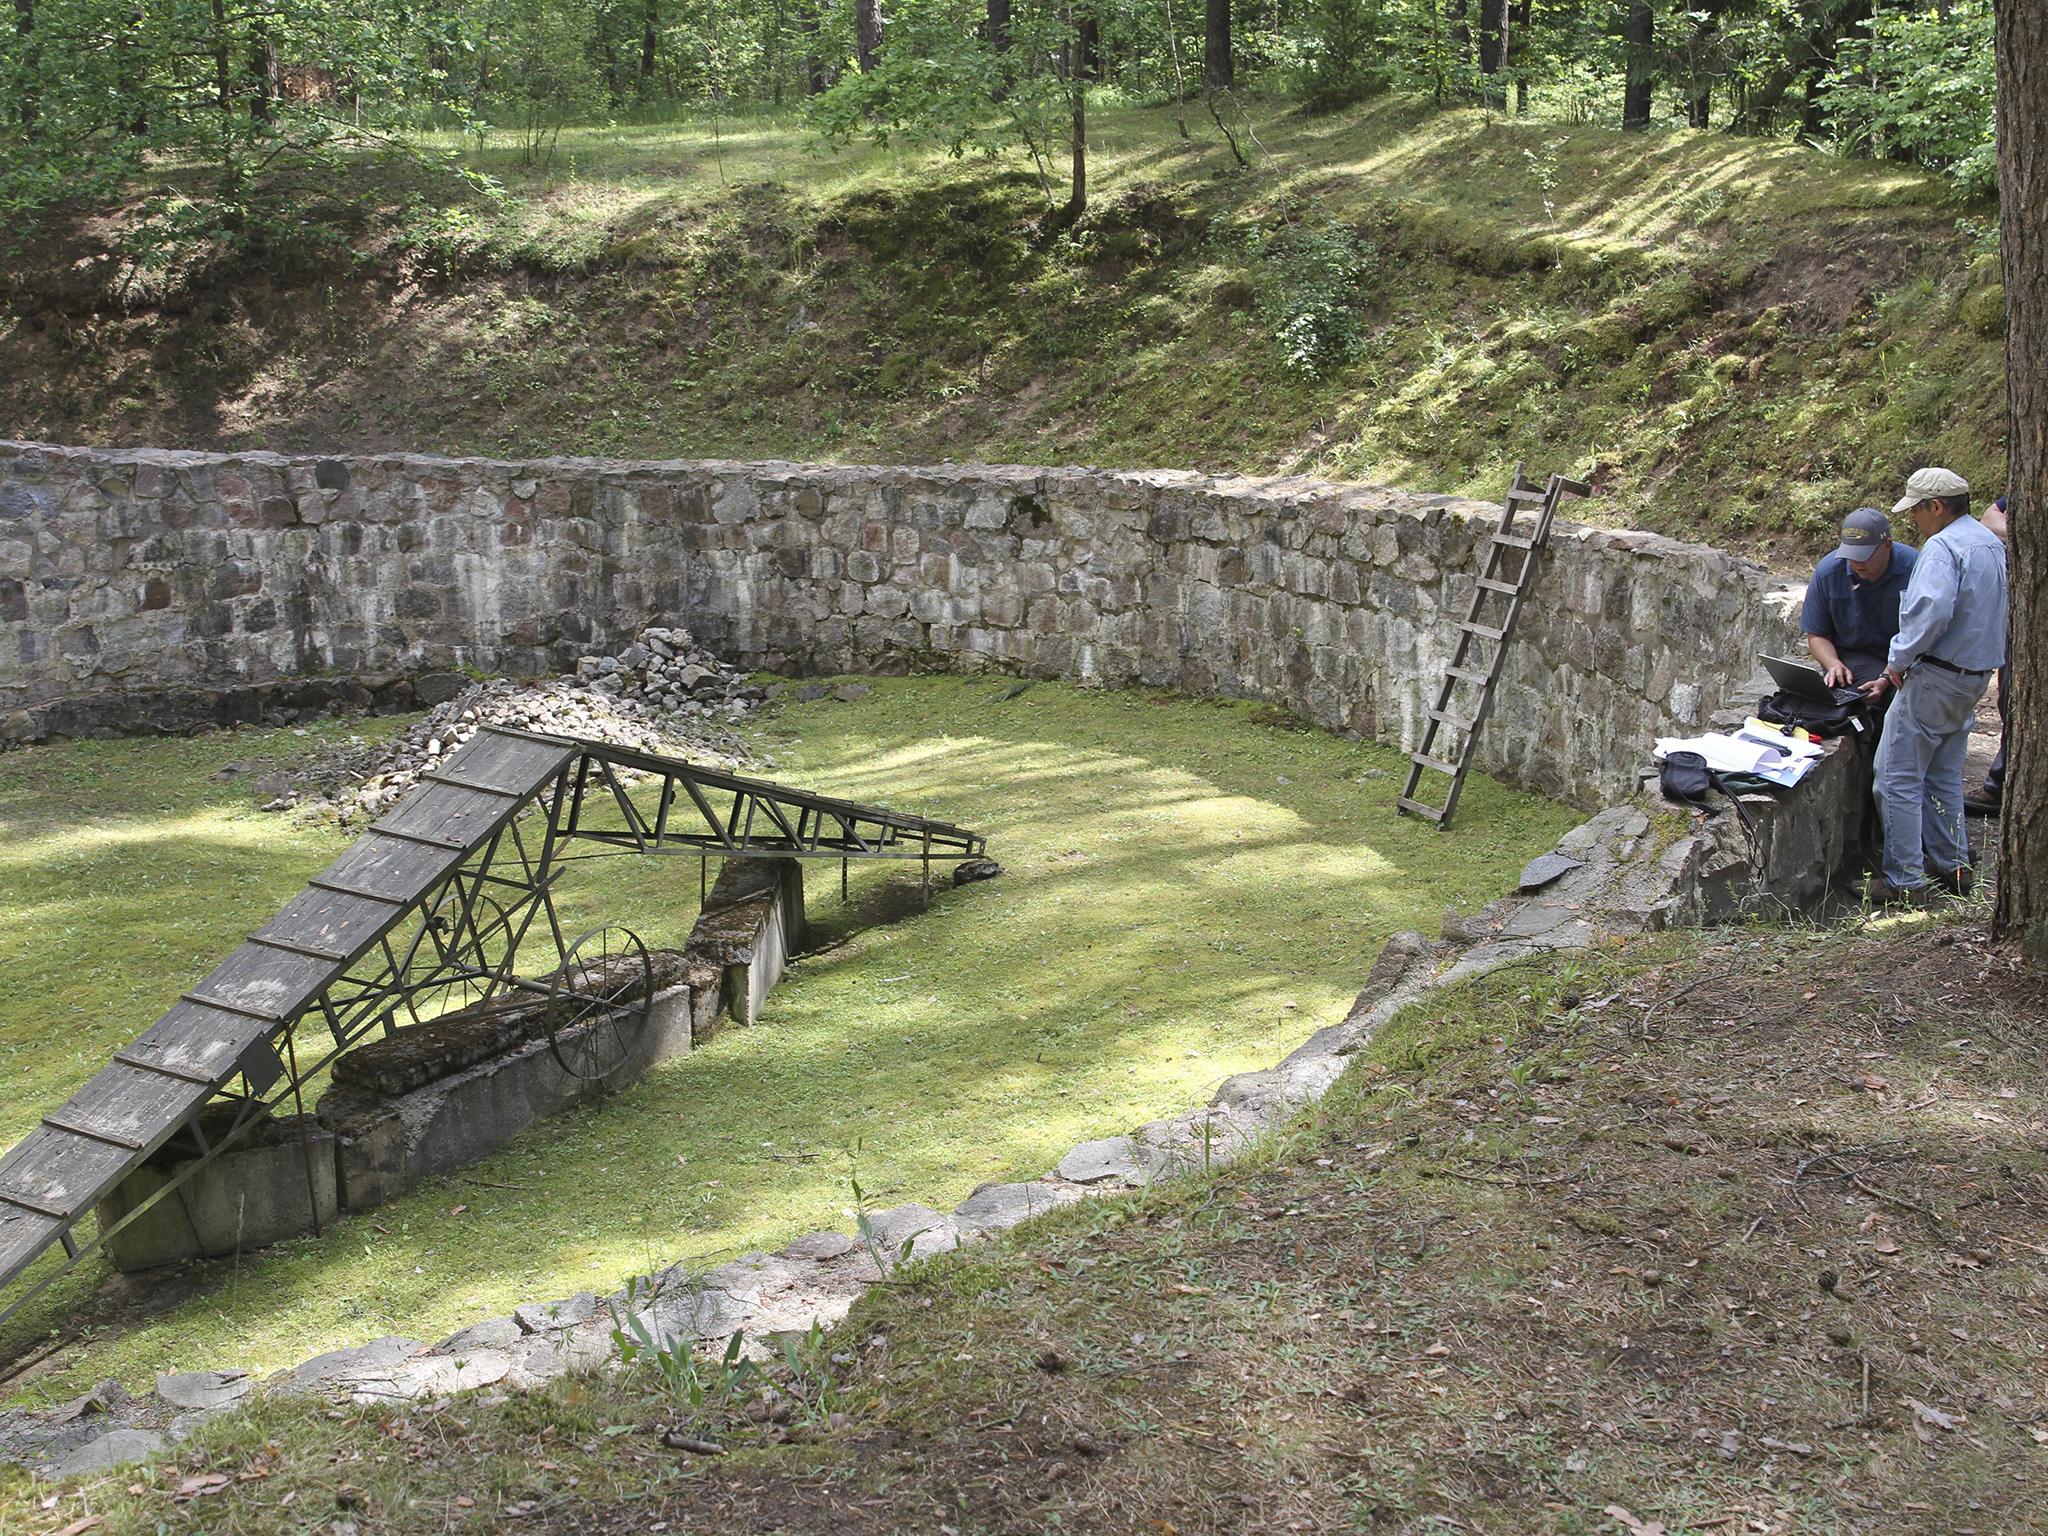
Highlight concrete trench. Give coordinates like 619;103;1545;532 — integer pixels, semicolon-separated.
0;445;1875;1475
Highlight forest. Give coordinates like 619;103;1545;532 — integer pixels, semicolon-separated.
0;0;1999;242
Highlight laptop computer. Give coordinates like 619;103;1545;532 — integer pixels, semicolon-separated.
1759;653;1865;707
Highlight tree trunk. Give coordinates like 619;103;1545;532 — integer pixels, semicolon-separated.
1996;0;2048;963
640;0;658;99
1475;0;1506;108
1448;0;1469;61
800;0;826;92
987;0;1009;51
1511;0;1530;113
1076;10;1099;79
1684;6;1718;128
249;23;277;122
1203;0;1229;89
1622;0;1653;130
1066;82;1087;221
854;0;881;72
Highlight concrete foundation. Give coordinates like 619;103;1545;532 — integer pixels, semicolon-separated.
688;858;807;1031
318;983;696;1212
96;1117;337;1272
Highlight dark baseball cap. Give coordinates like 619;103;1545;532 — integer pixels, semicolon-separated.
1833;507;1892;564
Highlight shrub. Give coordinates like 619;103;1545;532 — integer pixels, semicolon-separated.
1822;3;1996;201
1213;214;1381;379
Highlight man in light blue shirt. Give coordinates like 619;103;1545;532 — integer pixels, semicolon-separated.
1866;467;2009;903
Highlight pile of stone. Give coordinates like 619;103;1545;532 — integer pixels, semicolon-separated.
236;628;767;826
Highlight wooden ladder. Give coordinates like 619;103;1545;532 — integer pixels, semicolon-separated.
1396;465;1589;830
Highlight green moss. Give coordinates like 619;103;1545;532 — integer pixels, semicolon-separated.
0;676;1574;1401
1961;284;2005;338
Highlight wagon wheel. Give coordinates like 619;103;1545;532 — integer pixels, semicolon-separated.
426;890;517;1017
545;926;653;1085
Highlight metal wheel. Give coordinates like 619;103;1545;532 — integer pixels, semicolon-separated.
426;890;517;1017
544;925;653;1085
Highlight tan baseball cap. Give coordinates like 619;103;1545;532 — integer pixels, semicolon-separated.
1892;466;1969;518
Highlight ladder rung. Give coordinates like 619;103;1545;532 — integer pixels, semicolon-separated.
1504;488;1548;504
1395;796;1447;822
1476;577;1519;595
1492;533;1535;550
1446;666;1491;686
1409;753;1461;776
1460;622;1506;641
1428;709;1474;729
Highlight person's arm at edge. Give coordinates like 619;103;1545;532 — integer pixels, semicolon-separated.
1984;496;2009;543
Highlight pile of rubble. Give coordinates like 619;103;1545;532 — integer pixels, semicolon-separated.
228;627;769;825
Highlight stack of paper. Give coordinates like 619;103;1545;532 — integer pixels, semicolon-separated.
1653;728;1821;790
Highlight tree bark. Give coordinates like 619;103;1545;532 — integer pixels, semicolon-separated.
1622;0;1653;130
249;23;277;122
800;0;826;92
640;0;659;98
854;0;881;72
1066;82;1086;220
987;0;1009;52
1511;0;1530;113
1203;0;1229;89
1475;0;1507;108
1996;0;2048;963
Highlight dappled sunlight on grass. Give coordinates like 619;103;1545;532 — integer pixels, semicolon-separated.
0;677;1573;1400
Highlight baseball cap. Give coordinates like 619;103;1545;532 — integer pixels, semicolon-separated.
1892;466;1969;518
1832;507;1891;565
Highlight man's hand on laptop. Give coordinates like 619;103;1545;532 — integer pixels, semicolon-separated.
1821;659;1853;688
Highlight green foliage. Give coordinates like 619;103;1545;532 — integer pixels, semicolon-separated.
1215;212;1381;378
1821;2;1996;201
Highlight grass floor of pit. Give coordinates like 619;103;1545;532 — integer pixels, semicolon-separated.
12;906;2048;1535
0;673;1576;1405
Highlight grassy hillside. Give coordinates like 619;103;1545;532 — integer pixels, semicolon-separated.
0;98;2005;560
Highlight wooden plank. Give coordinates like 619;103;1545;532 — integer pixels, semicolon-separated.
125;999;271;1085
1427;709;1474;729
374;781;513;849
434;731;575;796
0;1125;134;1221
55;1061;212;1150
187;943;337;1022
1492;533;1535;550
1446;666;1490;686
1409;753;1461;776
0;1203;63;1291
255;885;402;959
1395;795;1446;821
315;833;467;904
1476;577;1519;595
1460;622;1507;641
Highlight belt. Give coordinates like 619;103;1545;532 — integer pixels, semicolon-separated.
1920;655;1994;677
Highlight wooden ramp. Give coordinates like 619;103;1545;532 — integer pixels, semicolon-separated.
0;727;988;1315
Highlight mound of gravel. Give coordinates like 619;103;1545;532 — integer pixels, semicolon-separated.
222;627;769;826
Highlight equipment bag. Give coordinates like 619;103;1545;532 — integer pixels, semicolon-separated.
1658;749;1761;838
1757;689;1868;739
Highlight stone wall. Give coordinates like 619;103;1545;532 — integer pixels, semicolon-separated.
0;440;1806;803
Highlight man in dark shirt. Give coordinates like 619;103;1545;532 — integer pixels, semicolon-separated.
1800;507;1919;687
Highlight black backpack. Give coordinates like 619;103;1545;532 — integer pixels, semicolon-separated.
1758;689;1869;739
1659;749;1761;835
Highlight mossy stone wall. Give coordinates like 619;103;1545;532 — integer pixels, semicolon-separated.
0;440;1801;804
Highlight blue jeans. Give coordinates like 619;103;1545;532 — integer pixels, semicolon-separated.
1874;664;1988;889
